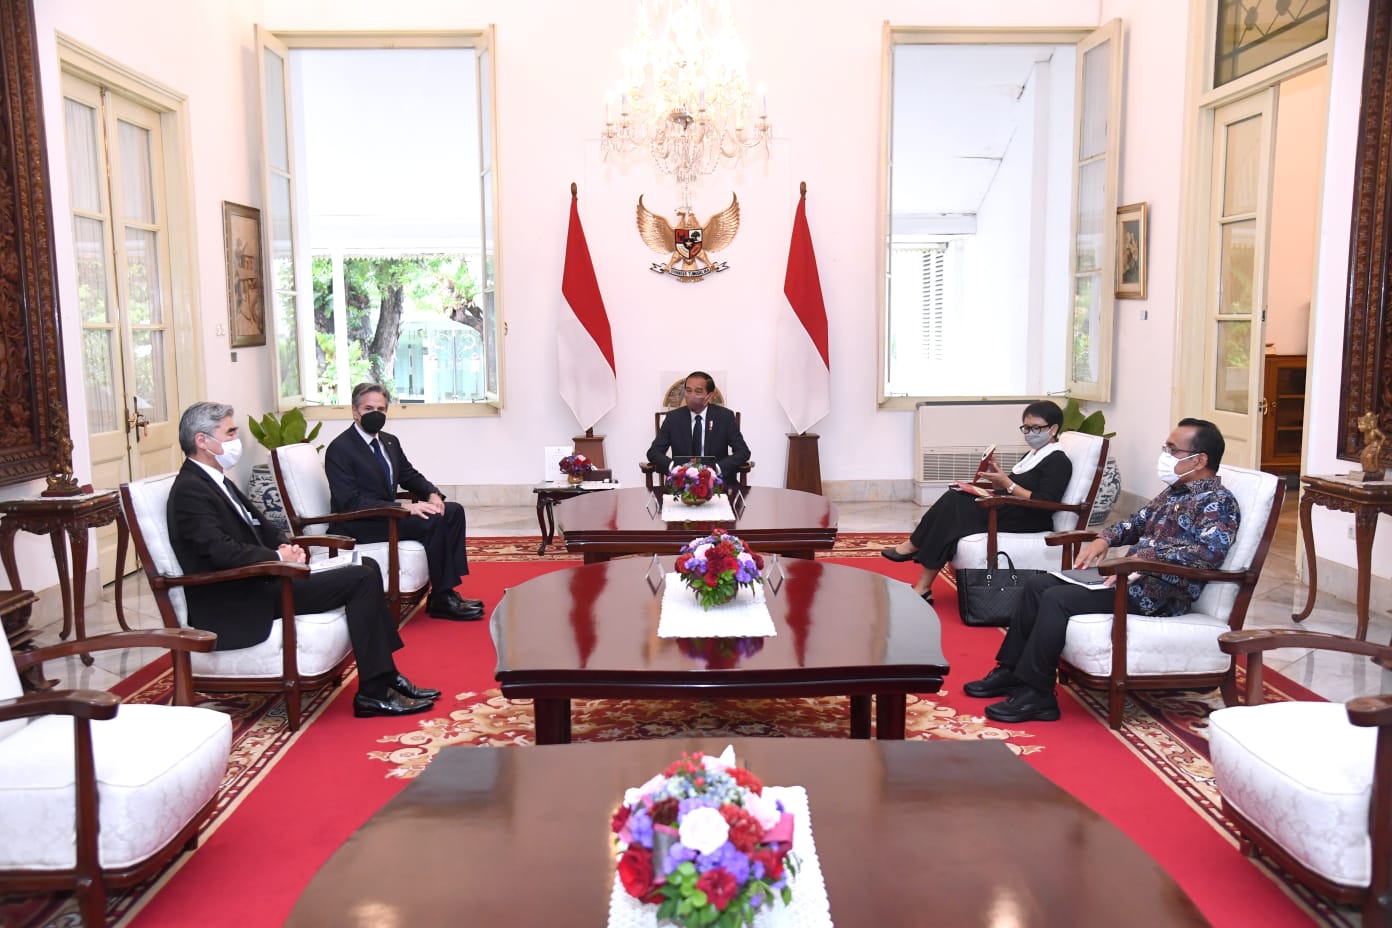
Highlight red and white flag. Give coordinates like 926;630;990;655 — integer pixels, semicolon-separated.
777;188;830;434
559;189;617;430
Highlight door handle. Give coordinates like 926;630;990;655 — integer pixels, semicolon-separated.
125;399;150;441
1258;397;1270;416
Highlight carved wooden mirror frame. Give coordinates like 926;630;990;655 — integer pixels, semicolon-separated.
0;0;79;494
1342;1;1392;467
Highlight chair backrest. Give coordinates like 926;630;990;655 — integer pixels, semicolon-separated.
272;443;332;536
1051;433;1109;532
1191;465;1283;621
651;409;742;435
0;648;24;739
661;378;727;409
120;473;190;625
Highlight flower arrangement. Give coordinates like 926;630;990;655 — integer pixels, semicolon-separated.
675;529;764;610
559;453;593;484
612;748;797;928
666;463;722;506
676;636;766;670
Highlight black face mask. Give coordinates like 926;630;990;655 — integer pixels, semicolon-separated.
359;410;387;435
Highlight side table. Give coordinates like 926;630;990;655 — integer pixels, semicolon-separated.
0;490;129;663
532;481;619;556
1;588;50;690
1293;474;1392;640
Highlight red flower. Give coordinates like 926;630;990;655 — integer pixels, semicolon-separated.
611;805;631;834
664;753;702;777
696;868;739;910
750;848;785;882
704;573;719;587
649;797;680;826
719;805;763;853
618;845;656;898
728;766;763;794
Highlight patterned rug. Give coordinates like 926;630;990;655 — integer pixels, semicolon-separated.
0;536;1355;927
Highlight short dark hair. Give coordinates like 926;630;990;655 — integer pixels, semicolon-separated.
178;402;233;455
1022;400;1064;430
686;371;716;393
351;382;391;409
1178;417;1225;470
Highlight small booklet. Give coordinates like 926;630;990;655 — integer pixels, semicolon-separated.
1049;567;1112;589
975;444;998;476
951;481;994;498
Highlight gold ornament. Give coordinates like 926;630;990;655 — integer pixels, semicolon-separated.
636;193;740;282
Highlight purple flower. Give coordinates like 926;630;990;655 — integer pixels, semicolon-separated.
627;807;654;846
679;796;721;817
697;842;750;884
662;842;698;876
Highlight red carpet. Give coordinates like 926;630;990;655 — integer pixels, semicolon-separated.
3;542;1343;927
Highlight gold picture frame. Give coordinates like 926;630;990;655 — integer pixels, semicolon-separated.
1114;202;1148;300
222;201;266;348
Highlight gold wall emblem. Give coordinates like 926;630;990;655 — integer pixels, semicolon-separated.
636;194;740;282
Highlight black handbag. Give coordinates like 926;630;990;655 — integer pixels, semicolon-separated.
955;552;1046;627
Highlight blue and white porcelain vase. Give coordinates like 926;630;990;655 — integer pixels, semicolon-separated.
1088;457;1121;526
247;463;290;532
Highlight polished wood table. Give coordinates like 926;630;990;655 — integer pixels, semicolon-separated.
491;556;946;744
0;491;128;663
532;479;620;555
1293;474;1392;640
558;486;837;564
286;739;1209;927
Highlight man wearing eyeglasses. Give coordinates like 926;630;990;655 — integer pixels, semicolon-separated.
963;417;1240;723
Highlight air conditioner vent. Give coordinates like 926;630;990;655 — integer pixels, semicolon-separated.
918;446;1028;483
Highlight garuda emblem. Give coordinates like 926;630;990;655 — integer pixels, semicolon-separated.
636;193;740;282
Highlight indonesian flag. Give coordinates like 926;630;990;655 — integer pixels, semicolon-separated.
777;189;830;434
558;189;617;430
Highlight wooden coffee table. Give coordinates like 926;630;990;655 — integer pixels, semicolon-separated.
286;739;1209;927
557;486;837;563
491;556;947;744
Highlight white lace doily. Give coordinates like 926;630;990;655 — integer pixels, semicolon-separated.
660;494;736;522
607;787;831;928
658;574;775;638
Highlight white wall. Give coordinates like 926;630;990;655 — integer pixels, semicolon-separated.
1265;65;1325;356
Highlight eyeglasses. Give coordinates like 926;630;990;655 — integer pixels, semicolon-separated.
1019;425;1053;435
1161;444;1199;456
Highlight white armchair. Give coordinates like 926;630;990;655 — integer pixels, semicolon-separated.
1054;465;1285;729
951;432;1109;571
121;473;353;730
1211;628;1392;922
273;442;430;623
0;629;230;926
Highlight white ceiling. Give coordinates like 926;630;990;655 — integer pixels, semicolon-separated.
891;44;1060;217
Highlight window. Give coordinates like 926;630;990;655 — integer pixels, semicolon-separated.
881;24;1122;404
1213;0;1330;87
257;31;500;409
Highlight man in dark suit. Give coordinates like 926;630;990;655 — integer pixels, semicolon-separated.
166;401;439;718
324;383;482;621
645;371;752;482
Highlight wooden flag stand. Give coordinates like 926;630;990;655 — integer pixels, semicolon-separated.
572;428;607;469
784;433;823;496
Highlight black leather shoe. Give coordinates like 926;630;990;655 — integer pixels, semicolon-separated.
984;686;1061;723
353;691;433;718
444;590;486;612
881;546;915;563
964;665;1020;698
391;674;441;701
426;596;484;621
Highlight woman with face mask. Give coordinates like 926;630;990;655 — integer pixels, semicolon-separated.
883;400;1073;603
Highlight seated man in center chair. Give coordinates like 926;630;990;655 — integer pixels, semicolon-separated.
325;382;484;622
646;370;752;483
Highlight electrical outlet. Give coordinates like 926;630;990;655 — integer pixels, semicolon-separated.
1348;526;1356;540
215;323;226;336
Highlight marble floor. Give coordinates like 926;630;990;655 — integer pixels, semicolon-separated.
20;499;1390;705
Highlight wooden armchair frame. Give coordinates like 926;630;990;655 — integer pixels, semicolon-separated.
120;483;354;731
0;628;217;926
272;448;427;624
1218;628;1392;922
1047;477;1285;729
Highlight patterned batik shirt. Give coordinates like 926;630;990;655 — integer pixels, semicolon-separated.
1097;475;1241;616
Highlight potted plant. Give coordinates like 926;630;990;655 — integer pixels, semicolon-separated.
244;408;323;531
1060;398;1120;526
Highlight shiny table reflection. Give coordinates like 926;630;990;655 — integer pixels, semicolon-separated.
491;556;947;744
558;486;838;563
286;739;1209;927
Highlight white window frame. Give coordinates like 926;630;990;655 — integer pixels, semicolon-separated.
255;27;504;419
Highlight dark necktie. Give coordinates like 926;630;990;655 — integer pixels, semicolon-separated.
692;414;703;457
223;477;253;524
371;438;392;487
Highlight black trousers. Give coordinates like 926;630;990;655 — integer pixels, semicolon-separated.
908;489;1056;571
276;557;402;687
994;573;1115;693
348;501;470;592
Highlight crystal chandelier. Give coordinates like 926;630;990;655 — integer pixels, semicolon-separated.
601;0;772;210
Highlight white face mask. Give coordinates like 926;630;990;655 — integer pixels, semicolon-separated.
1155;450;1198;485
1024;429;1054;450
212;437;242;471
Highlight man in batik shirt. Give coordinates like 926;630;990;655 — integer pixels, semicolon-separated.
962;417;1241;723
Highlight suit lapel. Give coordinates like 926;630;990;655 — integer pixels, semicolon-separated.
195;466;261;543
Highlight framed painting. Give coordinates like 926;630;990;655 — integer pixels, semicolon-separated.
1114;202;1148;300
222;201;266;348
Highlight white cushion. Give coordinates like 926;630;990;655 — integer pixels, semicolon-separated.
0;642;24;741
275;444;429;595
0;703;230;870
1061;610;1234;675
123;473;353;674
1051;431;1106;533
1190;465;1278;622
1210;702;1373;889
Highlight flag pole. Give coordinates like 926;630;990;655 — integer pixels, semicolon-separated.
566;180;611;470
782;179;826;496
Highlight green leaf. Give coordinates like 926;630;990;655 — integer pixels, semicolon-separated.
689;890;708;908
657;898;678;919
246;416;266;445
